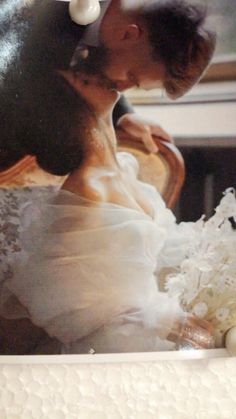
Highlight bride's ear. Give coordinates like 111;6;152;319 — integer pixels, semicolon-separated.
69;0;101;25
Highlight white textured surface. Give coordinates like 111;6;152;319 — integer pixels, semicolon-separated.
0;354;236;418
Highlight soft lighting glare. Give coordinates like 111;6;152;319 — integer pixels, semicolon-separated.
0;33;19;81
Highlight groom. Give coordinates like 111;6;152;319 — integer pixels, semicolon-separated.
0;0;215;165
66;0;216;151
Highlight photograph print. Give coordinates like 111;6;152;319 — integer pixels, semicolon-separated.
0;0;236;356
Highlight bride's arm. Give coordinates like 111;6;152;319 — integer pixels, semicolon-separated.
167;314;214;349
64;304;214;354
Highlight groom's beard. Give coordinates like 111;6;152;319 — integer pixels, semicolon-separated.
70;44;116;90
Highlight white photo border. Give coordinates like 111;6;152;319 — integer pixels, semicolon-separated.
0;348;230;365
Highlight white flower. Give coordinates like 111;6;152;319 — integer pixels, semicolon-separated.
164;274;185;297
193;302;208;318
215;307;230;321
165;189;236;342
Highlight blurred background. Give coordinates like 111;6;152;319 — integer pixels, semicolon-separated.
205;0;236;56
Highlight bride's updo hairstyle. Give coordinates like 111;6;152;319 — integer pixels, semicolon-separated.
0;0;95;175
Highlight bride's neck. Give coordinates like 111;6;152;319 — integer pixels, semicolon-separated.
83;116;119;169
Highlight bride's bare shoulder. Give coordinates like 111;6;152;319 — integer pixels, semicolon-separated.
61;165;108;202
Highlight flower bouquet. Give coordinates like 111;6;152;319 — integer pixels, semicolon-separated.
166;189;236;347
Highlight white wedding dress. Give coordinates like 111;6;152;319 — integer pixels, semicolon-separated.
1;152;195;354
2;152;235;353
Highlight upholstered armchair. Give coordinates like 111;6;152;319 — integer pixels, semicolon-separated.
0;136;184;208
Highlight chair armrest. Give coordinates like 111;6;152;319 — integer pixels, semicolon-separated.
117;131;185;208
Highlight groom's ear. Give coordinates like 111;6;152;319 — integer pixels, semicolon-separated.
121;24;142;44
107;23;142;49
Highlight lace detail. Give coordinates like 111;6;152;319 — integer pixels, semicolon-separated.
1;186;185;352
166;189;236;346
0;186;59;283
2;182;236;351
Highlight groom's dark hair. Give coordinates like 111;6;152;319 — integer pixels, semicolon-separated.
71;0;216;98
137;0;216;98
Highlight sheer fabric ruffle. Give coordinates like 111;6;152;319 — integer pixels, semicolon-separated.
1;177;191;353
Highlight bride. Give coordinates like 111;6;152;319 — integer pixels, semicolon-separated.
0;71;215;354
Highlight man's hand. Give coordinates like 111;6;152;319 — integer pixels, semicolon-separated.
116;113;173;153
